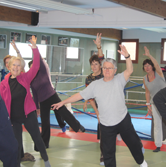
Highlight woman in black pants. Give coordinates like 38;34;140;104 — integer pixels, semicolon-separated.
28;46;85;149
153;88;166;121
0;36;51;167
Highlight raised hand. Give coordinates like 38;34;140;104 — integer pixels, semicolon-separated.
118;45;129;58
93;33;102;48
143;46;151;57
11;40;18;51
28;35;37;48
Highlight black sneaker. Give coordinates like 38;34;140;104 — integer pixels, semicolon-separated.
153;147;160;152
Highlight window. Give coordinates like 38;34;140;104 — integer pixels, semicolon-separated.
11;32;21;42
0;34;7;49
70;38;79;47
161;38;166;64
26;33;37;43
66;47;79;61
41;35;51;45
9;43;47;71
118;39;139;63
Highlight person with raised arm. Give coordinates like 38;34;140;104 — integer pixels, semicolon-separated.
52;45;148;167
142;46;166;152
3;40;35;161
0;36;51;167
83;33;104;165
3;40;23;77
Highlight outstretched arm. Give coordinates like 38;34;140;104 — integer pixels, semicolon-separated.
143;78;152;116
118;45;133;81
51;93;83;110
143;46;163;78
93;33;104;58
11;40;22;57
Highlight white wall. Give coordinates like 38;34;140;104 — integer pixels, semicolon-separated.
38;6;166;29
123;29;166;43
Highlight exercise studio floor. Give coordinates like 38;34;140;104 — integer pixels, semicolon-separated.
1;127;166;167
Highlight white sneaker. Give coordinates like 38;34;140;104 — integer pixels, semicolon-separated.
162;139;166;145
140;160;148;167
100;162;104;166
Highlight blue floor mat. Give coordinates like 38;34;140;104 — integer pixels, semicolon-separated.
38;112;152;139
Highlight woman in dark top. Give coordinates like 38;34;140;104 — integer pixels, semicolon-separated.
28;46;85;149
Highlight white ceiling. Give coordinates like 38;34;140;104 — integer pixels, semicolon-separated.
1;0;166;36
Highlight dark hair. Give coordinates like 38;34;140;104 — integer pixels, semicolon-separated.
28;60;33;68
89;54;100;65
142;59;155;71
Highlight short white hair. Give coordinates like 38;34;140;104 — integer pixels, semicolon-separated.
101;58;117;69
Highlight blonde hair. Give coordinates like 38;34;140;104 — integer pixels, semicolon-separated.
8;56;25;70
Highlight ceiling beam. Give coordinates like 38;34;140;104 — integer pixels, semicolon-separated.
56;28;122;40
0;6;32;25
107;0;166;18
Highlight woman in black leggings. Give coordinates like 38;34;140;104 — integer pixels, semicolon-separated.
0;36;50;167
28;50;85;150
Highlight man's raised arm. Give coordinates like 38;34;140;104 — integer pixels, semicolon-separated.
118;45;133;81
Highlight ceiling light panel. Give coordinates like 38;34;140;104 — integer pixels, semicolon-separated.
12;0;92;14
0;0;37;11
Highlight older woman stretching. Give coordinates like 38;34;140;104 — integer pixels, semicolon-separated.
143;46;166;152
0;36;51;167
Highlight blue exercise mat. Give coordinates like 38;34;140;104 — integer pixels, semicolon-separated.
37;113;152;139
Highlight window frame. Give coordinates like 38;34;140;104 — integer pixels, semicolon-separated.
0;34;7;49
65;47;80;61
118;39;139;64
161;38;166;64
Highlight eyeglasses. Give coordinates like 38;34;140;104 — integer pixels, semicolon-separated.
144;64;151;68
102;67;115;70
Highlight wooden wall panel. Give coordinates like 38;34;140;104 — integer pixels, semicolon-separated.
107;0;166;18
0;6;31;25
57;28;122;40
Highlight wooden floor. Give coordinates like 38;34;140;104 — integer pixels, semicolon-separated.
1;127;166;167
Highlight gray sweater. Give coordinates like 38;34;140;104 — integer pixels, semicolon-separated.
80;72;128;126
